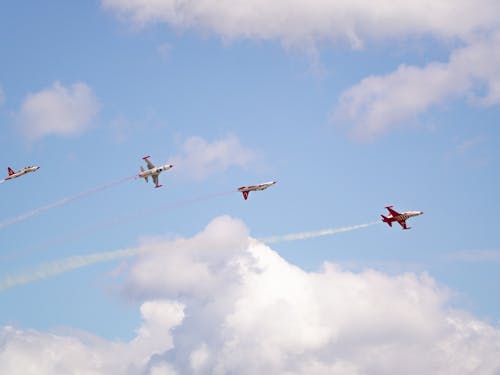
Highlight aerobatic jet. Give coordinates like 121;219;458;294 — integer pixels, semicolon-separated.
238;181;277;200
4;165;40;181
138;156;173;188
381;206;423;230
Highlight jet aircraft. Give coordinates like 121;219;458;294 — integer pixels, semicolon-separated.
4;165;40;181
238;181;277;200
381;206;423;230
138;156;173;188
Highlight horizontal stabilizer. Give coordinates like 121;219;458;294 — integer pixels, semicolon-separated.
381;215;392;227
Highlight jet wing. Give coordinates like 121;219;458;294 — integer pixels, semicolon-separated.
144;158;155;169
386;206;401;217
152;174;159;187
398;220;408;229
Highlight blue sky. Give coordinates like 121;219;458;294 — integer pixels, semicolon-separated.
1;1;500;373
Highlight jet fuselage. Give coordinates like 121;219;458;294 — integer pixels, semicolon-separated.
5;166;40;181
138;164;173;179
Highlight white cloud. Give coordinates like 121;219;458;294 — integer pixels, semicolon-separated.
2;216;500;374
170;135;256;180
0;299;183;375
17;81;100;141
101;0;500;48
334;32;500;140
101;1;500;140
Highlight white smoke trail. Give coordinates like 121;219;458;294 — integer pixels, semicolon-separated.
0;247;141;291
0;174;136;229
258;221;380;244
0;221;379;291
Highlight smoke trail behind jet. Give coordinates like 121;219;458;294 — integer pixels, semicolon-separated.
258;222;380;244
0;189;236;262
0;248;140;291
0;174;136;229
0;221;379;292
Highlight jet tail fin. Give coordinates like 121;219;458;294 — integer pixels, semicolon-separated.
242;191;249;200
7;167;15;176
381;215;392;227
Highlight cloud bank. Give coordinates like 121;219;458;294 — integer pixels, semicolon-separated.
18;81;100;141
1;216;500;374
102;0;500;47
170;134;256;180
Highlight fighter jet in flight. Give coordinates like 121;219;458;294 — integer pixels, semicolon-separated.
381;205;423;230
4;165;40;181
138;156;173;188
238;181;277;200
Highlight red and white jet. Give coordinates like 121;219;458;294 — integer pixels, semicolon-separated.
138;156;173;188
238;181;277;200
381;206;423;230
4;165;40;181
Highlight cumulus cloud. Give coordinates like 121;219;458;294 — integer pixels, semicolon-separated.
101;0;500;48
0;299;183;375
2;216;500;374
334;32;500;140
170;135;256;180
17;81;100;141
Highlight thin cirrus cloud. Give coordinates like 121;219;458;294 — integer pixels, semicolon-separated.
169;134;256;180
1;216;500;374
333;32;500;140
17;81;100;141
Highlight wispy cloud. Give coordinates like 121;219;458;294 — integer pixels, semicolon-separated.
456;135;487;155
333;32;500;140
17;81;100;141
170;134;256;180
